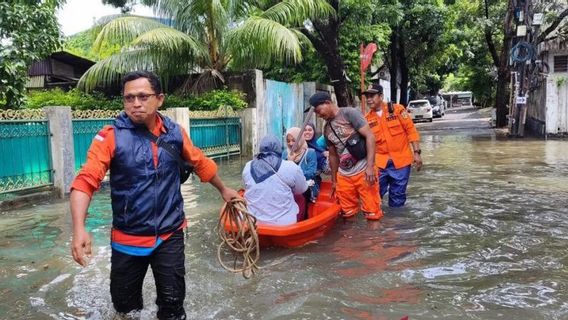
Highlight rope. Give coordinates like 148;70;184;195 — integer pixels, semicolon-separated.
217;198;260;279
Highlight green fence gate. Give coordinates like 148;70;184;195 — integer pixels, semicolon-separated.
72;119;114;172
189;117;241;159
0;121;52;194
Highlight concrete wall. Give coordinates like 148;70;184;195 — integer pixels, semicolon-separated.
44;107;75;198
229;70;337;157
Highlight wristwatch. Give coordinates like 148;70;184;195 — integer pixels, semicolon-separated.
414;149;422;155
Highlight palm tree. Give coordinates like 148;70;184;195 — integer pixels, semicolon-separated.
79;0;333;93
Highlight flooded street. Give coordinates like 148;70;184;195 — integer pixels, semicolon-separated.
1;107;568;319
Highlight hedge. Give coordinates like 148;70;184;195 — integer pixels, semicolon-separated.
22;88;247;111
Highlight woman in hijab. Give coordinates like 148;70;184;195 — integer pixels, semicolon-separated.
282;127;319;204
242;135;308;226
303;122;330;175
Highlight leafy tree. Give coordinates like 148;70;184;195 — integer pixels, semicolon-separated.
383;0;447;105
439;0;495;107
0;1;61;109
262;0;391;101
64;30;121;61
79;0;333;94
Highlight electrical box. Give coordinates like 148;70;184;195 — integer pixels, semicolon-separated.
517;25;527;37
533;13;544;26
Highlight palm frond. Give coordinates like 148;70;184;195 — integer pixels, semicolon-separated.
227;16;305;68
260;0;334;26
92;16;168;52
131;27;206;58
78;47;198;92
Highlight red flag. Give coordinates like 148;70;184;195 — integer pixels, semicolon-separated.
360;43;378;72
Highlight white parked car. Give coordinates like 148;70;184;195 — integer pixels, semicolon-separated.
407;100;433;122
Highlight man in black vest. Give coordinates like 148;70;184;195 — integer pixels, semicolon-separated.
70;71;239;319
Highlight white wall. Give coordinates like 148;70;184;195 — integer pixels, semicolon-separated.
545;53;568;134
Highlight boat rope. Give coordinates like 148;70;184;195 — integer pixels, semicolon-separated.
217;197;260;279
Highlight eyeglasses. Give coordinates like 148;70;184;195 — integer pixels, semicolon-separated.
123;93;158;103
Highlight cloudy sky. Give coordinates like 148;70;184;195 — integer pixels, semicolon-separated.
56;0;154;36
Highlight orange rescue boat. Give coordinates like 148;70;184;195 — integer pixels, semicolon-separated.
223;181;341;248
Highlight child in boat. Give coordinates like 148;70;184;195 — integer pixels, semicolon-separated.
242;135;308;226
283;127;319;202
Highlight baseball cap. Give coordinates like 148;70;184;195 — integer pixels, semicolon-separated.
362;82;383;95
305;92;332;112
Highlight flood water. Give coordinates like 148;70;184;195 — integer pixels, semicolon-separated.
1;129;568;320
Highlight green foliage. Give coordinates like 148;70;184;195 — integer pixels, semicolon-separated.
440;0;499;106
25;88;247;111
26;89;123;110
339;2;391;91
263;0;391;91
0;2;61;109
64;30;121;61
79;0;334;93
165;90;247;110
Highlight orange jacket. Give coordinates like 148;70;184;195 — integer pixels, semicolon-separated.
71;115;218;198
365;102;420;169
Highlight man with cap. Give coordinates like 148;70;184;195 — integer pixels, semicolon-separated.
307;92;383;220
363;82;422;208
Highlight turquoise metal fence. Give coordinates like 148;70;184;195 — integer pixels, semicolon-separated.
189;117;241;158
72;119;114;171
72;117;240;171
0;120;52;194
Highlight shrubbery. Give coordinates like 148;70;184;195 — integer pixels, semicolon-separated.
165;90;248;110
26;89;123;110
24;88;248;111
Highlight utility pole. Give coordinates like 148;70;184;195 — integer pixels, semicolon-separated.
510;0;534;137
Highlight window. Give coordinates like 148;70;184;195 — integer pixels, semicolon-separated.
553;55;568;72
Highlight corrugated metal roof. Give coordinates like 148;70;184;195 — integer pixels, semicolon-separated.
27;51;94;76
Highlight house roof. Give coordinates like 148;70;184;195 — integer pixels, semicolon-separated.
28;51;95;76
50;51;95;69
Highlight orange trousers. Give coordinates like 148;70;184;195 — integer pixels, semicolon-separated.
336;170;383;220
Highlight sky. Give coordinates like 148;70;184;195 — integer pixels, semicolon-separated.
56;0;154;36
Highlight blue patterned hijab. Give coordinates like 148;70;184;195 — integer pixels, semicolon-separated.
250;135;283;183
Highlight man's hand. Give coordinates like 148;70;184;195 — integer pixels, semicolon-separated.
71;227;92;267
413;153;423;172
330;181;337;200
220;187;240;203
365;166;376;185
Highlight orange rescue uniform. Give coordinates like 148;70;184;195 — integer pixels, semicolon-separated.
365;102;420;170
336;169;382;219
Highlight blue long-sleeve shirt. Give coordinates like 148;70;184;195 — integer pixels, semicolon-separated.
282;148;318;180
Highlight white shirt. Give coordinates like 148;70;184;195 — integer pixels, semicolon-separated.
242;160;308;226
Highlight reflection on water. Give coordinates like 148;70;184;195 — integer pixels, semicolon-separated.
1;132;568;319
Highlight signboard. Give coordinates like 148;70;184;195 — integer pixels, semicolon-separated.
516;96;527;104
533;13;544;26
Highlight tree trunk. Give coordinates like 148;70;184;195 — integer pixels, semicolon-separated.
302;3;353;108
398;38;409;106
495;66;510;127
389;30;399;103
486;0;514;127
